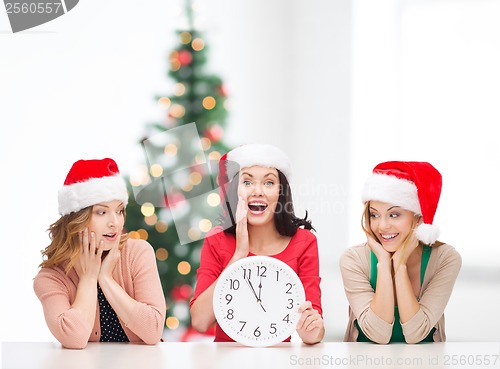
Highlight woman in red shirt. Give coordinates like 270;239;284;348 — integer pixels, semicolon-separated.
190;144;324;344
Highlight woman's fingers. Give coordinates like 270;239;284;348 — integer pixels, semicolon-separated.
89;230;96;254
297;301;323;332
235;196;247;225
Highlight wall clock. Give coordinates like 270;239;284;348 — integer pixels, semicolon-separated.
213;255;305;347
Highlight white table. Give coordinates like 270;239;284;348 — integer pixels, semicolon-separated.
2;341;500;369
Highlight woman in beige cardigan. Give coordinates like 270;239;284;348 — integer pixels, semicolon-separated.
339;161;461;344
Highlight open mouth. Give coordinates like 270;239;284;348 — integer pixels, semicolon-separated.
103;233;117;241
248;202;268;213
380;233;398;241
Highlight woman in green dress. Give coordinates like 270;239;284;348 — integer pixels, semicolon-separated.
340;161;461;344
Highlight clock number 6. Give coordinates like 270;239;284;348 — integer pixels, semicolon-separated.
253;327;261;337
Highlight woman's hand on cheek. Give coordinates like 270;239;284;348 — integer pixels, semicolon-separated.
74;228;103;281
392;231;419;268
234;196;249;260
366;233;391;264
99;235;121;282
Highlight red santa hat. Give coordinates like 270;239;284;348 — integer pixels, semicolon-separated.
361;161;442;245
58;158;129;216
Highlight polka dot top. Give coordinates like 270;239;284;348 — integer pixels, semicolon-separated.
97;284;129;342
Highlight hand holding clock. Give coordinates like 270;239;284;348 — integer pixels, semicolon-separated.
296;300;325;345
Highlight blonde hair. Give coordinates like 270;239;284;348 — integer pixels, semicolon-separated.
39;206;128;274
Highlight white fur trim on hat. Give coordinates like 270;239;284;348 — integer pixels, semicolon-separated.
362;173;422;214
58;175;128;215
415;223;440;245
226;144;292;181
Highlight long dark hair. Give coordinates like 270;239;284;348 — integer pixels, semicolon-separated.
220;170;314;236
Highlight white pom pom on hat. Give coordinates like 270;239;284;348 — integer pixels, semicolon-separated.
361;161;442;244
58;158;129;216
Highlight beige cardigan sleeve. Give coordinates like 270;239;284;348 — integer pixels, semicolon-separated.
339;244;394;344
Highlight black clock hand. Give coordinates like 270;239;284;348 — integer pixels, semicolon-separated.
257;277;266;312
244;277;259;301
258;276;263;301
245;278;267;312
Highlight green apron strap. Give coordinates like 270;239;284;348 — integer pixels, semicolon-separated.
420;245;432;285
370;250;378;290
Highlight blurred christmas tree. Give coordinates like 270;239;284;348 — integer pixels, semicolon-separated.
124;1;231;339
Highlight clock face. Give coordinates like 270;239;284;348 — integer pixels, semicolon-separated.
213;255;305;347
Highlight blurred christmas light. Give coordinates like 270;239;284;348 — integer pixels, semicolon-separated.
200;137;211;150
202;96;216;110
172;284;193;301
191;38;205;51
208;151;222;161
166;317;179;330
178;51;192;66
181;183;193;192
171;62;181;72
164;143;178;156
128;231;140;239
169;104;186;118
207;124;223;141
180;31;192;44
207;193;220;207
194;153;205;165
129;165;151;187
189;172;202;185
155;221;168;233
157;97;171;110
170;51;181;71
137;229;149;240
199;218;212;232
144;214;158;226
174;83;187;96
177;261;191;275
156;248;169;261
150;163;163;177
188;227;201;241
141;202;156;217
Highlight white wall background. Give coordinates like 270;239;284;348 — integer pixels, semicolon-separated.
1;0;499;343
